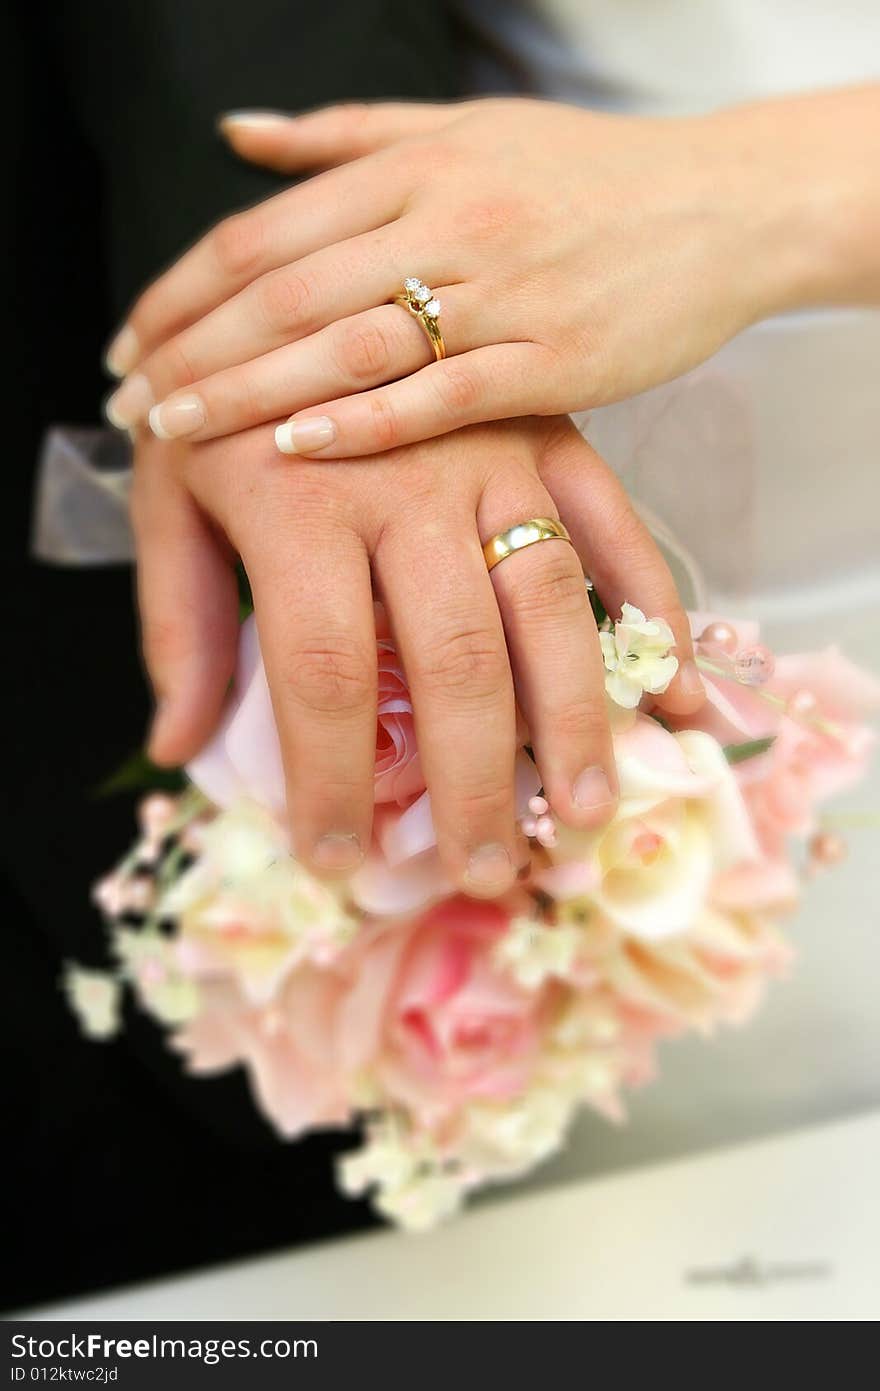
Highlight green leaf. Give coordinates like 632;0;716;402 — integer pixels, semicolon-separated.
723;736;776;766
95;749;186;797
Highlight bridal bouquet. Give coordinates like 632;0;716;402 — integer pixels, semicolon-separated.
66;603;878;1230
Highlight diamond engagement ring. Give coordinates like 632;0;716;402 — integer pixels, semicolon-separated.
393;278;446;360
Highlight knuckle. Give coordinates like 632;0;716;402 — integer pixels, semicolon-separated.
452;780;512;828
210;212;265;279
156;336;199;390
335;321;392;384
140;613;192;670
336;102;372;149
433;362;482;420
284;640;374;718
231;364;273;423
551;694;608;747
507;552;586;622
255;267;316;335
416;625;507;704
366;392;401;452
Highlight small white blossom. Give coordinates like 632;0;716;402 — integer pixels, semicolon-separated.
112;928;201;1026
375;1172;464;1232
600;603;678;708
338;1122;465;1231
62;965;122;1040
459;1088;576;1175
494;916;583;989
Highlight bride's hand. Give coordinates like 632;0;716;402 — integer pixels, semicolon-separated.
105;94;836;450
132;416;703;891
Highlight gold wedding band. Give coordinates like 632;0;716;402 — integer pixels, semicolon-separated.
483;517;573;572
394;278;446;361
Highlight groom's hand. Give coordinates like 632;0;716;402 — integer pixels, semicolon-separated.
131;418;703;893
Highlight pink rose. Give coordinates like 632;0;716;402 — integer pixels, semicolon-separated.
174;897;550;1136
374;632;425;805
671;617;880;858
188;610;425;816
361;897;547;1118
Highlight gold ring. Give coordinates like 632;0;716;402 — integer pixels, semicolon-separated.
394;278;446;361
483;517;573;572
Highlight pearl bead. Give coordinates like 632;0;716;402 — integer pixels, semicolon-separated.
520;815;538;838
528;795;549;816
809;831;847;867
734;644;776;686
698;621;739;655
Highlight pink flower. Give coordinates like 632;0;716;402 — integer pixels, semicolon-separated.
187;610;425;816
350;752;542;916
173;897;549;1136
672;617;880;859
361;897;547;1119
374;628;425;804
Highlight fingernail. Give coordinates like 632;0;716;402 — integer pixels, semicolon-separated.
104;325;139;378
219;110;290;132
679;659;705;699
149;395;206;441
312;832;363;874
275;416;337;456
105;374;153;430
465;843;514;894
572;766;615;812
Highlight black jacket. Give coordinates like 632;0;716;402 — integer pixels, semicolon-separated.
2;0;458;1312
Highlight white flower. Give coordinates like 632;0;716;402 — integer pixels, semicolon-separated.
539;724;760;942
375;1172;464;1232
160;800;357;1000
600;603;678;708
337;1121;465;1232
112;928;201;1026
458;1087;577;1176
62;965;122;1040
494;915;583;989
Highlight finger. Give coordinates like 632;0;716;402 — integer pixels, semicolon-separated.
219;102;459;172
108;222;441;428
477;471;617;830
273;343;546;459
538;422;705;715
375;506;520;897
240;503;377;878
104;149;411;375
146;285;487;444
130;437;239;765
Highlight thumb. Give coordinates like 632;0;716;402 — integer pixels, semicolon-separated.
131;438;239;767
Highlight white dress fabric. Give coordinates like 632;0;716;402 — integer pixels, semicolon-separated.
456;0;880;1187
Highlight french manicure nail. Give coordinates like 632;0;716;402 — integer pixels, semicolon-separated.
312;832;363;874
572;766;615;812
105;374;154;430
465;843;514;894
149;395;206;441
275;416;337;456
219;110;290;132
104;325;139;378
679;659;705;699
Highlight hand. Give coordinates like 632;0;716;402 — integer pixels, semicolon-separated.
131;416;704;893
106;95;809;450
